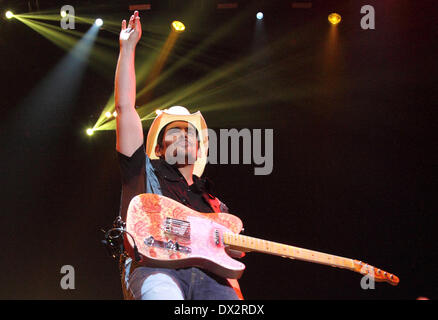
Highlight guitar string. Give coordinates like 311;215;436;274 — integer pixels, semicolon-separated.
156;222;393;282
163;222;350;268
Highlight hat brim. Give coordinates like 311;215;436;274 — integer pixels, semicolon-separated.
145;111;208;177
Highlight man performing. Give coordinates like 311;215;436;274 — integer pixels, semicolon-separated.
114;11;243;300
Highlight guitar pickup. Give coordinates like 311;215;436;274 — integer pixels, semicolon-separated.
163;217;191;240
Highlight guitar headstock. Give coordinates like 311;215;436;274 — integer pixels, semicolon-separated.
353;260;399;286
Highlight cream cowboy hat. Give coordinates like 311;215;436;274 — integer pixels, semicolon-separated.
145;106;209;177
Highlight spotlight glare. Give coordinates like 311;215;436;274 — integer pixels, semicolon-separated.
328;13;341;25
5;11;14;19
112;111;117;117
60;10;67;18
86;128;94;136
256;12;264;20
171;21;185;32
95;18;103;27
105;111;112;118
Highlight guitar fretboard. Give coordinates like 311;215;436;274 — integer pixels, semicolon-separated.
223;232;355;271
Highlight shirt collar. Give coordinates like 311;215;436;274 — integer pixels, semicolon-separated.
152;158;184;182
152;158;212;194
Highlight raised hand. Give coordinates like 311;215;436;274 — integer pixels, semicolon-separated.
119;11;142;50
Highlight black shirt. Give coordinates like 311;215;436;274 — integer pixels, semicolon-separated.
117;143;218;220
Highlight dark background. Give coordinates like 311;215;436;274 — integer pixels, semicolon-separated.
0;0;437;299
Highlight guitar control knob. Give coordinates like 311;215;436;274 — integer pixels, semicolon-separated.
165;240;180;251
145;236;155;246
167;240;175;250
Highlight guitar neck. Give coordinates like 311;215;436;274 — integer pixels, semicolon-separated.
223;232;355;270
223;232;399;286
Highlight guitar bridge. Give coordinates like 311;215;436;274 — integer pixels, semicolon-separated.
144;236;191;254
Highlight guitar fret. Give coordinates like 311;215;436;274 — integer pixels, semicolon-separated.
224;232;354;271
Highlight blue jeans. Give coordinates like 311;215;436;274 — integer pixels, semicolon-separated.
121;258;240;300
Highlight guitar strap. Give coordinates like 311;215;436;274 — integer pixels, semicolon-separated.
202;193;221;213
201;193;244;300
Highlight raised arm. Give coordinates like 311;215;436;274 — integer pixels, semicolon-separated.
115;11;143;157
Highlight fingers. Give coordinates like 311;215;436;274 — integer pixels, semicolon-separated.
123;11;140;34
128;14;134;29
132;11;141;31
134;16;141;32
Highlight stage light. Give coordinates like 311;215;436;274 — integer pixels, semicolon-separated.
5;11;14;19
60;10;67;18
171;21;185;32
86;128;94;136
328;13;341;25
105;111;112;118
112;111;117;117
95;18;103;27
256;12;264;20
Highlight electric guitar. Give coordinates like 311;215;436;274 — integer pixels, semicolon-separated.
124;193;399;286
